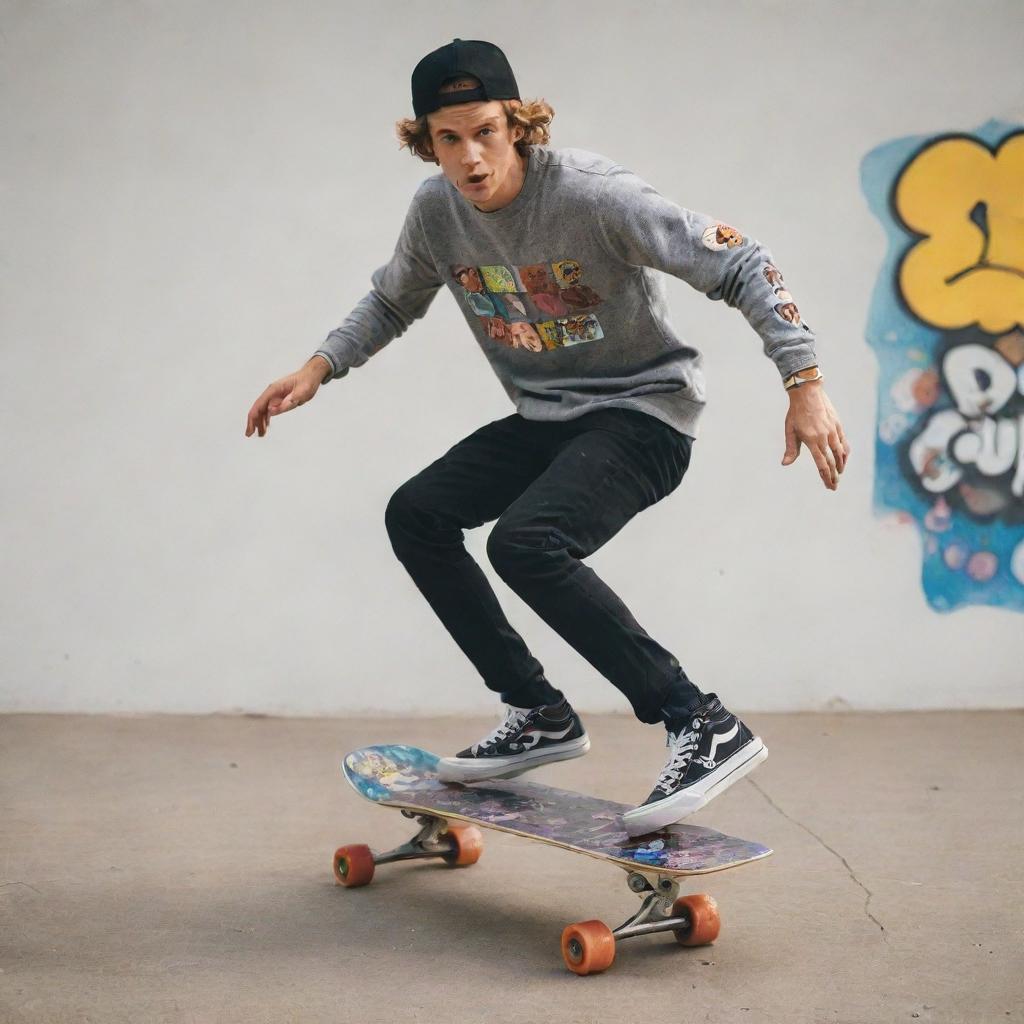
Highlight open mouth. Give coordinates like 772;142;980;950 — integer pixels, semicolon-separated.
466;173;489;187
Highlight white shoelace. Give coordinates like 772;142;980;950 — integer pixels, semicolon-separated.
654;724;701;791
473;704;531;752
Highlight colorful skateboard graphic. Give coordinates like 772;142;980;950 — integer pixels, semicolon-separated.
334;745;771;974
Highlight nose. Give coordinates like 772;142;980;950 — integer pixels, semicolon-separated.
460;140;484;169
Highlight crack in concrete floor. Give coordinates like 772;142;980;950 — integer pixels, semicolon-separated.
746;777;888;938
0;880;43;895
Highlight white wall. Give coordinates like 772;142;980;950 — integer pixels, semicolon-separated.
3;0;1022;715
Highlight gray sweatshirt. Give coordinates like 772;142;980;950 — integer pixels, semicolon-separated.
313;145;818;438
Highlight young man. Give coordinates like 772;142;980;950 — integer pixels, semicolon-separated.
245;39;849;836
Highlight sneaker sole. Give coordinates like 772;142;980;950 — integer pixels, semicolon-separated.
436;734;591;783
622;737;768;836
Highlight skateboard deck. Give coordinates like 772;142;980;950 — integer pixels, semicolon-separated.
342;744;771;874
336;744;772;974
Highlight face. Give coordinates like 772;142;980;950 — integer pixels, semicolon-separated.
454;266;483;292
519;264;554;294
427;98;526;212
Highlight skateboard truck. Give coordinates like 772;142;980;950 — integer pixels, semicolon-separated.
369;812;458;867
333;812;483;886
561;872;720;976
613;871;687;939
560;873;708;973
562;873;689;973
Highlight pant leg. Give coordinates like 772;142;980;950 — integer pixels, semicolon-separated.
384;413;563;708
484;407;704;726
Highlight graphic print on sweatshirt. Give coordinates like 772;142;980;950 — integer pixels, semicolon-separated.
762;260;811;332
702;223;812;334
450;259;605;353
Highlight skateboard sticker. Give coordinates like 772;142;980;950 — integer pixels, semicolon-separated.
345;746;441;801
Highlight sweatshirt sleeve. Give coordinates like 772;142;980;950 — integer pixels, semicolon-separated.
313;184;444;382
595;164;819;381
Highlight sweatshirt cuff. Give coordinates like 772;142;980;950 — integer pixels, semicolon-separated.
312;350;341;383
774;342;820;381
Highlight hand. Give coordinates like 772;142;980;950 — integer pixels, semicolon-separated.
245;360;326;438
781;381;850;490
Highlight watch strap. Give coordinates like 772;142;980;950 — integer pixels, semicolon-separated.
783;365;823;390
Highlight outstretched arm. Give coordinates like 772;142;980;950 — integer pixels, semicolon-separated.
596;164;850;490
245;185;444;438
314;183;443;383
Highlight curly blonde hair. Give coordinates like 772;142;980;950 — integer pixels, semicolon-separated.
395;95;554;164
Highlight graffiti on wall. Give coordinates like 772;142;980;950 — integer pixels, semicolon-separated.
861;120;1024;612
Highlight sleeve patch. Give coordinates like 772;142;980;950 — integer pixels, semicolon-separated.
701;223;745;251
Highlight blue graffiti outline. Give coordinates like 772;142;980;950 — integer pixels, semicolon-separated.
860;119;1024;613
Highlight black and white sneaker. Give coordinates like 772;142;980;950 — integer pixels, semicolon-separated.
437;698;590;783
622;694;767;836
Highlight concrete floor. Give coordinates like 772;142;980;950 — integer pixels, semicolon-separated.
1;711;1021;1024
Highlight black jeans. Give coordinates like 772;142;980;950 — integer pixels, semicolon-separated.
384;406;705;726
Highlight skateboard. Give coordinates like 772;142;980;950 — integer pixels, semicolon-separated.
335;744;772;975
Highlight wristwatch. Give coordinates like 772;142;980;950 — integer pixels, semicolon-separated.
783;365;823;391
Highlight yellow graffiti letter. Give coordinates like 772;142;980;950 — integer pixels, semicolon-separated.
895;133;1024;333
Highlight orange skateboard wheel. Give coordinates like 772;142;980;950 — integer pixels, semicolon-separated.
672;893;720;945
333;844;375;887
442;825;484;867
561;920;616;975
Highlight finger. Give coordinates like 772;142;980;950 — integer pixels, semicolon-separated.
839;426;851;462
829;430;846;473
826;446;839;489
254;399;270;436
254;390;276;436
813;442;838;490
824;442;839;488
782;424;800;465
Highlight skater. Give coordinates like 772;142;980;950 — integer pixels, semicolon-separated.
245;38;849;835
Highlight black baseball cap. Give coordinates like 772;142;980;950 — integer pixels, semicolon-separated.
411;38;520;119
